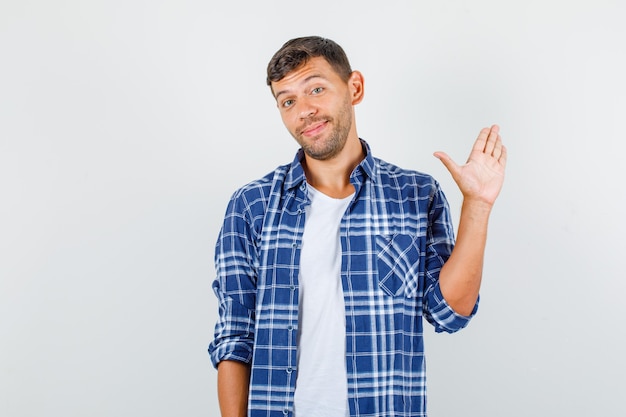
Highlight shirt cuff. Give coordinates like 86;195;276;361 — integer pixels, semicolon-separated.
428;284;479;333
209;338;254;369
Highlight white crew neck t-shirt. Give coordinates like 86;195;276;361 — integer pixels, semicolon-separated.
293;185;353;417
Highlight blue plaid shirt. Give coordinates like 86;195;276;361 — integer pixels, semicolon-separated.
209;140;478;417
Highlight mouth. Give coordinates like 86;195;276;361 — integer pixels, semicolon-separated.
300;120;328;138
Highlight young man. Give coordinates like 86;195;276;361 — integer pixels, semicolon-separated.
208;36;507;417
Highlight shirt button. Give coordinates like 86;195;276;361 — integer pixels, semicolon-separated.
283;409;289;416
286;367;293;374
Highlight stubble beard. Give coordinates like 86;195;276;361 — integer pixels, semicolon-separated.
295;99;353;161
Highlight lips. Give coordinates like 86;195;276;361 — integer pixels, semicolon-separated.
300;120;328;137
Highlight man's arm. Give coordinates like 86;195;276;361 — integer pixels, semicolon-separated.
433;125;507;315
217;360;251;417
209;191;259;416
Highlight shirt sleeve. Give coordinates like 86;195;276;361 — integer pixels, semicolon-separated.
424;284;479;333
208;192;259;368
422;183;479;333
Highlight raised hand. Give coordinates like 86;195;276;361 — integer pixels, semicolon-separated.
433;124;507;206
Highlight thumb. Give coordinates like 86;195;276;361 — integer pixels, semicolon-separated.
433;151;459;177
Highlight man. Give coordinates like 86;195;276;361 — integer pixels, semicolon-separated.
208;36;507;417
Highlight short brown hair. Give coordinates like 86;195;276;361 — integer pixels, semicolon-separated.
266;36;353;86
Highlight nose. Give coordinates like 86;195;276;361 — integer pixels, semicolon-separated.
297;97;317;119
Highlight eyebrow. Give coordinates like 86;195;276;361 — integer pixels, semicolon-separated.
274;74;324;100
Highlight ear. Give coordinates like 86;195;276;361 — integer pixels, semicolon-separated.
348;70;365;105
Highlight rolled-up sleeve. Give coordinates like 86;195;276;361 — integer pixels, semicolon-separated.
424;283;478;333
208;191;260;368
422;183;479;333
209;280;255;368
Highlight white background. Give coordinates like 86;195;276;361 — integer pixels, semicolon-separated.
1;1;625;416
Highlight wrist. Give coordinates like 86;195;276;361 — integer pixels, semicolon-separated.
461;197;494;215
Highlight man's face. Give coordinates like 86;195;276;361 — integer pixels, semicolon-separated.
271;57;355;161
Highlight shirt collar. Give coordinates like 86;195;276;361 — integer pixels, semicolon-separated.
284;139;378;191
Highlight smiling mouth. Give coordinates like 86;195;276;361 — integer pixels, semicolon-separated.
300;120;328;137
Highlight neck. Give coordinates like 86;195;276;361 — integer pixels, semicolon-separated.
303;136;364;199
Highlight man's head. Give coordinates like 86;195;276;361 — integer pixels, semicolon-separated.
266;36;353;93
266;36;364;162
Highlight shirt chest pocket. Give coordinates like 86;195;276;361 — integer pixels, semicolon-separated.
376;233;423;298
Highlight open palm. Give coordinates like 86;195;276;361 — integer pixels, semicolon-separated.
434;125;507;206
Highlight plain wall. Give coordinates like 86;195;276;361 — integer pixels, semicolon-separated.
1;1;625;416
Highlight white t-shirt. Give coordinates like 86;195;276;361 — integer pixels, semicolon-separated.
293;185;353;417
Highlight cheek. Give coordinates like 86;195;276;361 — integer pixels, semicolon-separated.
280;113;297;131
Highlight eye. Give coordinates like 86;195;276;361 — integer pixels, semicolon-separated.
282;99;294;108
311;87;324;95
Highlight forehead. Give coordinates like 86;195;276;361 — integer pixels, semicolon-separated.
271;56;343;97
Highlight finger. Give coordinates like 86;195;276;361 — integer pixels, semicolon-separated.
492;134;503;159
483;124;500;155
433;151;460;177
472;127;491;154
498;144;508;167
